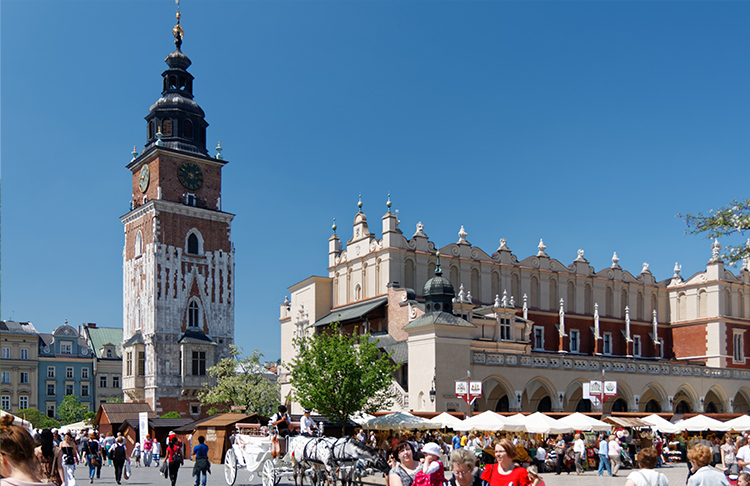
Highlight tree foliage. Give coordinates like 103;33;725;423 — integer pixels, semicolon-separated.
683;199;750;264
160;411;181;419
58;395;89;424
289;324;398;428
17;408;61;429
198;345;279;416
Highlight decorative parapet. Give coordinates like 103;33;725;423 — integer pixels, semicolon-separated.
471;351;750;380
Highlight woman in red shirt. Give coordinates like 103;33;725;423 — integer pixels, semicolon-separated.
481;439;530;486
165;437;183;486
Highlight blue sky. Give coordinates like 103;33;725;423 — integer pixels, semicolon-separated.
3;0;749;361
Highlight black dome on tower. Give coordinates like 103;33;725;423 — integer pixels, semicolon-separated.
144;19;208;155
422;253;455;314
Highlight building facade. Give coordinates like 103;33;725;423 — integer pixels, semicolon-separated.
38;323;94;417
120;22;234;417
80;323;123;410
280;201;750;415
0;321;40;413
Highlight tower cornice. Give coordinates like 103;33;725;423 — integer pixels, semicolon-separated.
127;145;227;171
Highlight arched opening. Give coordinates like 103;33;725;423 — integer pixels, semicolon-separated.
612;398;628;412
187;233;199;254
675;400;691;414
491;272;500;302
606;287;614;316
530;276;540;308
576;399;592;412
584;284;593;314
705;402;718;413
549;279;558;310
404;259;415;291
567;282;575;313
645;400;661;413
187;300;200;328
135;230;143;257
495;395;510;412
471;268;481;302
511;274;520;304
537;396;552;412
184;119;193;139
162;118;172;136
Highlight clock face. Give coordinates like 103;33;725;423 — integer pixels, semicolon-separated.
139;165;150;193
177;162;204;190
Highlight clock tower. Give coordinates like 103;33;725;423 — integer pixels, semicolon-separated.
121;15;235;416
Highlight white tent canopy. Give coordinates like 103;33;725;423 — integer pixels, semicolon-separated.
59;420;89;434
724;415;750;432
362;411;437;430
428;412;464;429
454;411;524;432
521;412;573;435
641;414;682;434
557;412;611;432
674;414;730;432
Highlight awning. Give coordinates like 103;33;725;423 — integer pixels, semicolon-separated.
314;297;387;327
602;416;651;428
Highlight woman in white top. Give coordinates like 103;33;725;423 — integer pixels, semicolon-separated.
608;436;623;477
625;448;669;486
721;434;738;475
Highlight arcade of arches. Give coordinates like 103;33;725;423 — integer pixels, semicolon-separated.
469;375;750;415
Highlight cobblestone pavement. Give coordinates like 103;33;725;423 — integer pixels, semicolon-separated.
72;459;692;486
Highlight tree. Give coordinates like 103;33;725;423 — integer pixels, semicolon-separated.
198;345;279;416
683;199;750;263
58;395;89;424
288;324;398;430
161;411;181;418
17;408;60;429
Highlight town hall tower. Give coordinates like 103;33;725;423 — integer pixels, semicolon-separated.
121;14;235;416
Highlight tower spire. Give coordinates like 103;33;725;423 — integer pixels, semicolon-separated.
173;0;184;50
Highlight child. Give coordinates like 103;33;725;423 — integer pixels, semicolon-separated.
131;441;141;467
413;443;445;486
527;465;545;486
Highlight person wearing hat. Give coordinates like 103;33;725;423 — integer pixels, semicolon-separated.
412;443;445;486
270;405;293;436
300;409;317;437
526;465;545;486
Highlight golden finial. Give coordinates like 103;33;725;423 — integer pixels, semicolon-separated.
173;0;184;49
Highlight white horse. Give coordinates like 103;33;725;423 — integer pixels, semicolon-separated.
288;436;337;486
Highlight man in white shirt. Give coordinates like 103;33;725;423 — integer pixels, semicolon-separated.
736;439;750;473
573;433;586;475
300;409;317;437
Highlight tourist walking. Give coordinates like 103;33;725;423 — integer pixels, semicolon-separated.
59;433;79;486
609;435;623;477
625;448;669;486
34;429;58;485
131;442;141;467
166;436;184;486
192;435;210;486
143;435;153;467
480;439;530;486
1;414;50;486
688;444;729;486
597;433;611;476
81;432;102;484
152;438;161;467
573;434;585;475
110;437;127;485
554;435;570;475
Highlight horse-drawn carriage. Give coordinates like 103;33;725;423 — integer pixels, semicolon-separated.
224;424;387;486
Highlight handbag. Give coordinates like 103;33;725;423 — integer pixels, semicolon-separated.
172;450;184;466
160;460;169;478
124;461;131;480
90;456;101;468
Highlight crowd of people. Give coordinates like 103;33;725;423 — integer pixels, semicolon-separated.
0;417;210;486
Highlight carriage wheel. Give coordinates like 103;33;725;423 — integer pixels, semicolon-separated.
262;458;279;486
224;449;237;486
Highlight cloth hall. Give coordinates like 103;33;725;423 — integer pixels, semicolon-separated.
280;199;750;416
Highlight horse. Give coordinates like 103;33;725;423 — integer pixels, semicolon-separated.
288;436;337;486
329;439;389;486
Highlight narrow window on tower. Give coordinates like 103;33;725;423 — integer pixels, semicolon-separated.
188;300;200;328
192;351;206;376
148;121;155;140
187;234;199;254
186;194;196;207
162;119;172;136
137;352;145;376
126;351;133;376
184;119;193;139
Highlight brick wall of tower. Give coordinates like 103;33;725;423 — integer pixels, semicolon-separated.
155;211;230;251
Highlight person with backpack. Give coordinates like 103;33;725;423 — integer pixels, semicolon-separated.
166;436;184;486
142;435;152;467
109;437;127;485
59;433;79;486
82;432;102;484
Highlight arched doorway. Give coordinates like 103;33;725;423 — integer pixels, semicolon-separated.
537;396;552;412
612;398;628;412
675;401;691;413
705;402;718;413
645;399;660;412
496;395;510;412
576;399;592;412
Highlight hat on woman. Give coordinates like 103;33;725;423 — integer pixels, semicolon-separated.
527;465;541;478
421;442;442;457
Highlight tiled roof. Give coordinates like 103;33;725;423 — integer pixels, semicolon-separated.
123;333;144;346
96;403;156;425
177;330;214;344
314;297;387;327
86;327;123;358
1;321;39;335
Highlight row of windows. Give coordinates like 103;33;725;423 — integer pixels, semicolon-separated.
46;382;90;397
531;327;666;358
1;348;30;359
46;367;90;379
0;395;28;410
125;351;146;376
124;350;207;376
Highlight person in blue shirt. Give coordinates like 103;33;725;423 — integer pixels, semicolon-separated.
452;434;461;451
597;433;612;476
191;435;210;486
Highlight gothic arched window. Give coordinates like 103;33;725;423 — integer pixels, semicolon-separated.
188;301;200;328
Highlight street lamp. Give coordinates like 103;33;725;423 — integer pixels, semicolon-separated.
429;375;436;403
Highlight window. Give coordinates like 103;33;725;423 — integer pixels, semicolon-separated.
533;326;544;350
1;372;9;384
138;352;145;376
188;301;200;328
192;351;206;376
603;332;612;355
66;367;74;379
187;233;199;253
81;368;89;379
499;318;511;340
107;349;113;358
47;403;55;418
0;396;9;410
135;230;143;257
81;384;89;397
734;331;746;363
20;348;28;360
184;120;194;139
100;376;108;388
65;384;74;395
191;404;200;415
60;342;72;354
126;351;133;376
570;329;580;353
19;372;28;384
19;396;28;409
633;335;642;357
186;194;196;207
112;376;120;388
1;348;9;359
162;118;172;136
47;367;55;378
47;383;55;396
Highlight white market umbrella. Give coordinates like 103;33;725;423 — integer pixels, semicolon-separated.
724;415;750;432
350;411;376;425
522;412;573;435
454;411;520;432
59;420;89;434
558;412;611;432
428;412;464;429
362;411;436;430
674;414;730;432
641;414;682;434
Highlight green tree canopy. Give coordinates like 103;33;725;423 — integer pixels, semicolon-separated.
160;411;181;418
58;395;89;424
683;199;750;263
289;324;398;428
198;345;279;416
17;408;61;429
